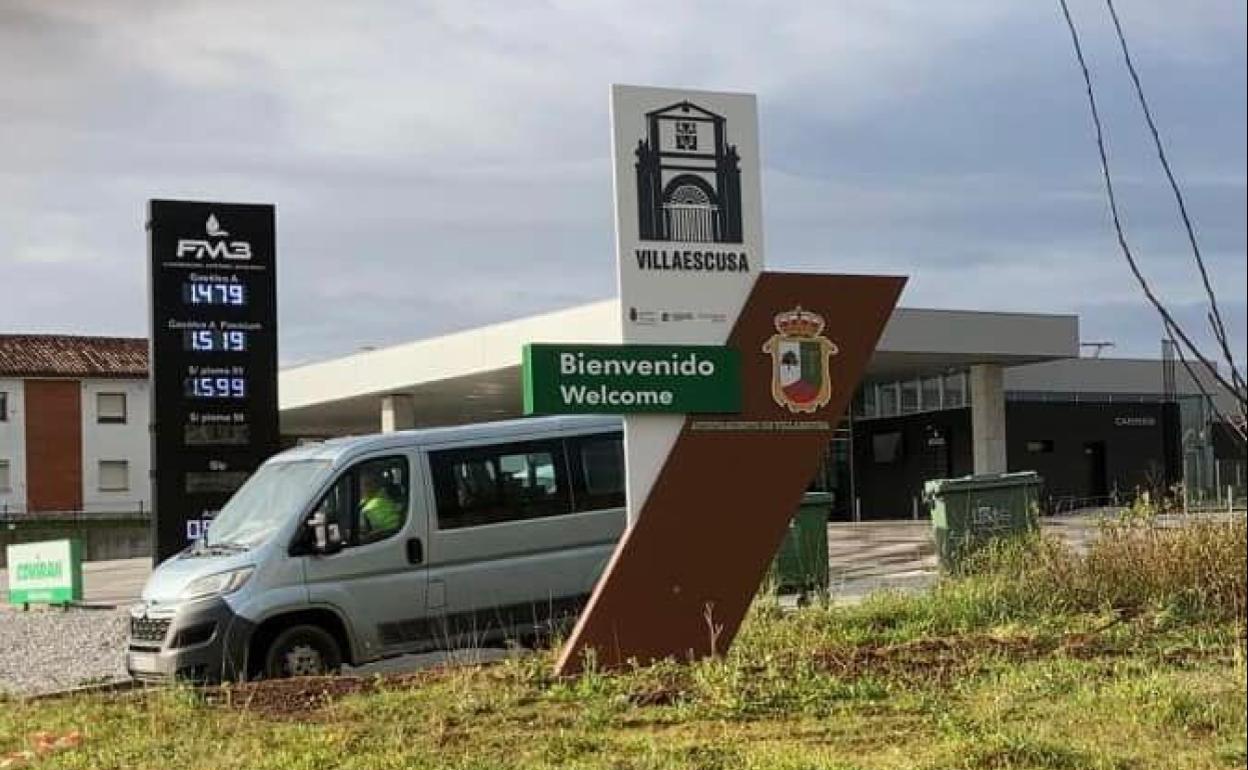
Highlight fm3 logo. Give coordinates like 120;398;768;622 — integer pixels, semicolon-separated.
176;213;252;261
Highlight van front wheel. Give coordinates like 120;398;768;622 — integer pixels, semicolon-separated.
263;624;343;679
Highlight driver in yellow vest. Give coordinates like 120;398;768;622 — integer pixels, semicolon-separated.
359;471;402;535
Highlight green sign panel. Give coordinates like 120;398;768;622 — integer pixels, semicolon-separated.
524;344;741;415
5;539;83;606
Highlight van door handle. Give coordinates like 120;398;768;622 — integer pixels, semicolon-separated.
406;538;424;565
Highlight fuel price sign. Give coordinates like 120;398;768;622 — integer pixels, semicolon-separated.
148;200;279;563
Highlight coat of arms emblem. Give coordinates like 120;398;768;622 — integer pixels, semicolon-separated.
762;306;839;413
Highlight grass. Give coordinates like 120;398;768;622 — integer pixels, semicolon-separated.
1;516;1244;770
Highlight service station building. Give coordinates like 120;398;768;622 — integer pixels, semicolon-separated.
279;300;1240;520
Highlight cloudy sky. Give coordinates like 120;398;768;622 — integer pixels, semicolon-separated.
1;0;1244;368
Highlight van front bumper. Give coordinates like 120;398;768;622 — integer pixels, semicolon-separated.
126;597;254;683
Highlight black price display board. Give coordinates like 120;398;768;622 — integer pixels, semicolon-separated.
148;200;279;563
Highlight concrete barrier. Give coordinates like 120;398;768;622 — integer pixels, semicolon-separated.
0;516;150;567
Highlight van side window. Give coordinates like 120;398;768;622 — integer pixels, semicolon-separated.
569;433;625;512
431;440;570;529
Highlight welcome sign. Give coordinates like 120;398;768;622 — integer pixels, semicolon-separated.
545;84;906;675
523;344;740;414
6;539;83;606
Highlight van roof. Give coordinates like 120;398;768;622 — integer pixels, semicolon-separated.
273;414;623;465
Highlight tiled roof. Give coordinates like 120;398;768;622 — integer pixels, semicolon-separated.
0;335;148;379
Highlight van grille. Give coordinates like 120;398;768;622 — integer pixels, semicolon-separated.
130;616;171;645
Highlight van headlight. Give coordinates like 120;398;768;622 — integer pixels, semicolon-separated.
180;567;255;601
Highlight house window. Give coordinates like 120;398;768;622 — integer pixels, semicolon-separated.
99;460;129;492
0;460;11;491
0;392;8;422
97;393;127;424
1026;440;1054;454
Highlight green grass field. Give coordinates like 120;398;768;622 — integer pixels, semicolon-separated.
2;516;1244;770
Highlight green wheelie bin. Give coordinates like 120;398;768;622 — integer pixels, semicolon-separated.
770;492;831;595
923;472;1041;572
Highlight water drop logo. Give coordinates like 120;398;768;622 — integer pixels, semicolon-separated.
205;214;229;238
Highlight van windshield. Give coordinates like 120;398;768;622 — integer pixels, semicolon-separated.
205;460;331;549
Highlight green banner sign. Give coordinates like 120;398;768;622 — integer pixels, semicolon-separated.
6;539;83;606
523;344;741;415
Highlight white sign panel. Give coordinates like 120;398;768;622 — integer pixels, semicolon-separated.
6;539;82;605
611;84;765;522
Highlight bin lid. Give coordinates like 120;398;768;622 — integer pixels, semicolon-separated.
924;470;1042;496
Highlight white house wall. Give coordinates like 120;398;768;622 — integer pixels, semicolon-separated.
0;379;27;513
80;378;150;514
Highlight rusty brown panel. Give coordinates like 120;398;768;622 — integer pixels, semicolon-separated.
23;379;84;513
557;272;905;674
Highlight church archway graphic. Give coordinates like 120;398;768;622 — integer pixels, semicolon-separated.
635;101;744;244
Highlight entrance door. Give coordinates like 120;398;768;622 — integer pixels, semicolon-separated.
825;426;854;522
302;453;428;661
921;424;951;481
1083;441;1109;499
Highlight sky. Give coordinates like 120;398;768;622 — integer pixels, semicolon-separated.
1;0;1244;369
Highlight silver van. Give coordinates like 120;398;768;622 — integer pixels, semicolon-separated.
127;415;625;682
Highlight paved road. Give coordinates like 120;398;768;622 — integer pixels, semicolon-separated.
1;512;1127;609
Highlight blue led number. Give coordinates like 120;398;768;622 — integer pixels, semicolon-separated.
185;376;247;399
186;330;248;352
184;281;246;306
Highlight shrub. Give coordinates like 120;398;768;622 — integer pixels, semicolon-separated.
957;516;1247;623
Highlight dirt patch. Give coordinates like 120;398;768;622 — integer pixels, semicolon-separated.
204;671;441;719
812;634;1052;685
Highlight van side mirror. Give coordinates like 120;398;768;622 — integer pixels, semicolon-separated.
307;510;344;556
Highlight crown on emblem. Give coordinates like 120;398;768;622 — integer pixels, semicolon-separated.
774;306;825;337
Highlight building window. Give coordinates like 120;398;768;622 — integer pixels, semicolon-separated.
879;383;899;417
99;460;129;492
97;392;127;424
858;385;877;418
1026;440;1055;454
0;392;8;422
944;373;966;408
921;377;942;411
0;460;11;491
900;380;920;414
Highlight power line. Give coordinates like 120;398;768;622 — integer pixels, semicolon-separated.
1055;0;1246;416
1103;0;1244;396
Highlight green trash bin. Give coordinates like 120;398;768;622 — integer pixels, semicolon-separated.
770;492;831;595
924;472;1041;572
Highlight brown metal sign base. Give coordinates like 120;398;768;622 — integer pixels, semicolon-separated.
556;272;905;675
